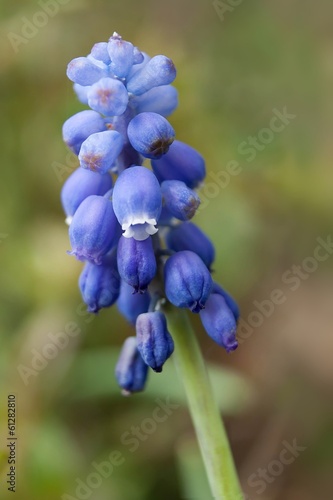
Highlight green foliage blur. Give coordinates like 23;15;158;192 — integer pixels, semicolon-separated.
1;1;333;499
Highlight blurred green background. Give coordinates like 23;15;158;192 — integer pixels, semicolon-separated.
1;1;333;499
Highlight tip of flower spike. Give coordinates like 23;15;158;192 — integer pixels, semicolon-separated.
112;32;122;39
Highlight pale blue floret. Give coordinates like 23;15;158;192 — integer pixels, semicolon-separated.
66;56;108;86
136;312;174;372
87;78;129;116
126;55;177;95
90;42;111;64
108;32;134;79
161;180;200;221
112;166;162;240
131;85;178;117
115;336;149;394
164;250;213;313
62;110;106;155
127;112;175;159
78;130;124;174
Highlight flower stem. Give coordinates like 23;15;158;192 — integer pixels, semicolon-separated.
164;305;243;500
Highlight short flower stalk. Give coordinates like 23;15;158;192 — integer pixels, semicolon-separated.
60;32;242;499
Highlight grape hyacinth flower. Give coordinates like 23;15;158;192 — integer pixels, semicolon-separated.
60;31;242;499
61;30;240;387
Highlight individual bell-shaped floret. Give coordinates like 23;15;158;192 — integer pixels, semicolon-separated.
133;46;144;64
152;140;206;189
164;250;213;313
117;236;157;293
131;85;178;117
126;55;176;95
66;56;108;86
112;166;162;241
62;110;106;155
199;294;238;352
79;249;120;313
90;42;111;64
212;282;240;323
87;78;129;116
127;112;175;159
78;130;124;174
61;167;113;224
107;32;134;78
115;337;148;395
136;312;174;372
161;181;200;221
117;281;150;325
165;222;215;270
68;195;118;264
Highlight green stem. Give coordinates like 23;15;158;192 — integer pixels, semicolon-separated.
164;305;243;500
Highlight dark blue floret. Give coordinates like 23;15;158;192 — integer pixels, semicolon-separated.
165;222;215;270
164;250;213;312
117;236;157;293
200;294;238;353
115;337;149;395
136;312;174;372
79;249;120;313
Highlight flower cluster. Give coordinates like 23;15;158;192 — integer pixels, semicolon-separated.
61;33;239;395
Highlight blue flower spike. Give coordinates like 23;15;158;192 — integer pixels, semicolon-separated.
127;112;175;159
79;249;120;313
161;180;200;221
68;195;118;264
115;337;149;395
78;130;124;174
117;236;157;293
164;250;213;312
199;294;238;353
62;31;240;396
112;166;162;241
136;312;174;372
61;168;113;225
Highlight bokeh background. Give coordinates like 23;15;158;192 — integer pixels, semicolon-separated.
1;1;333;499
